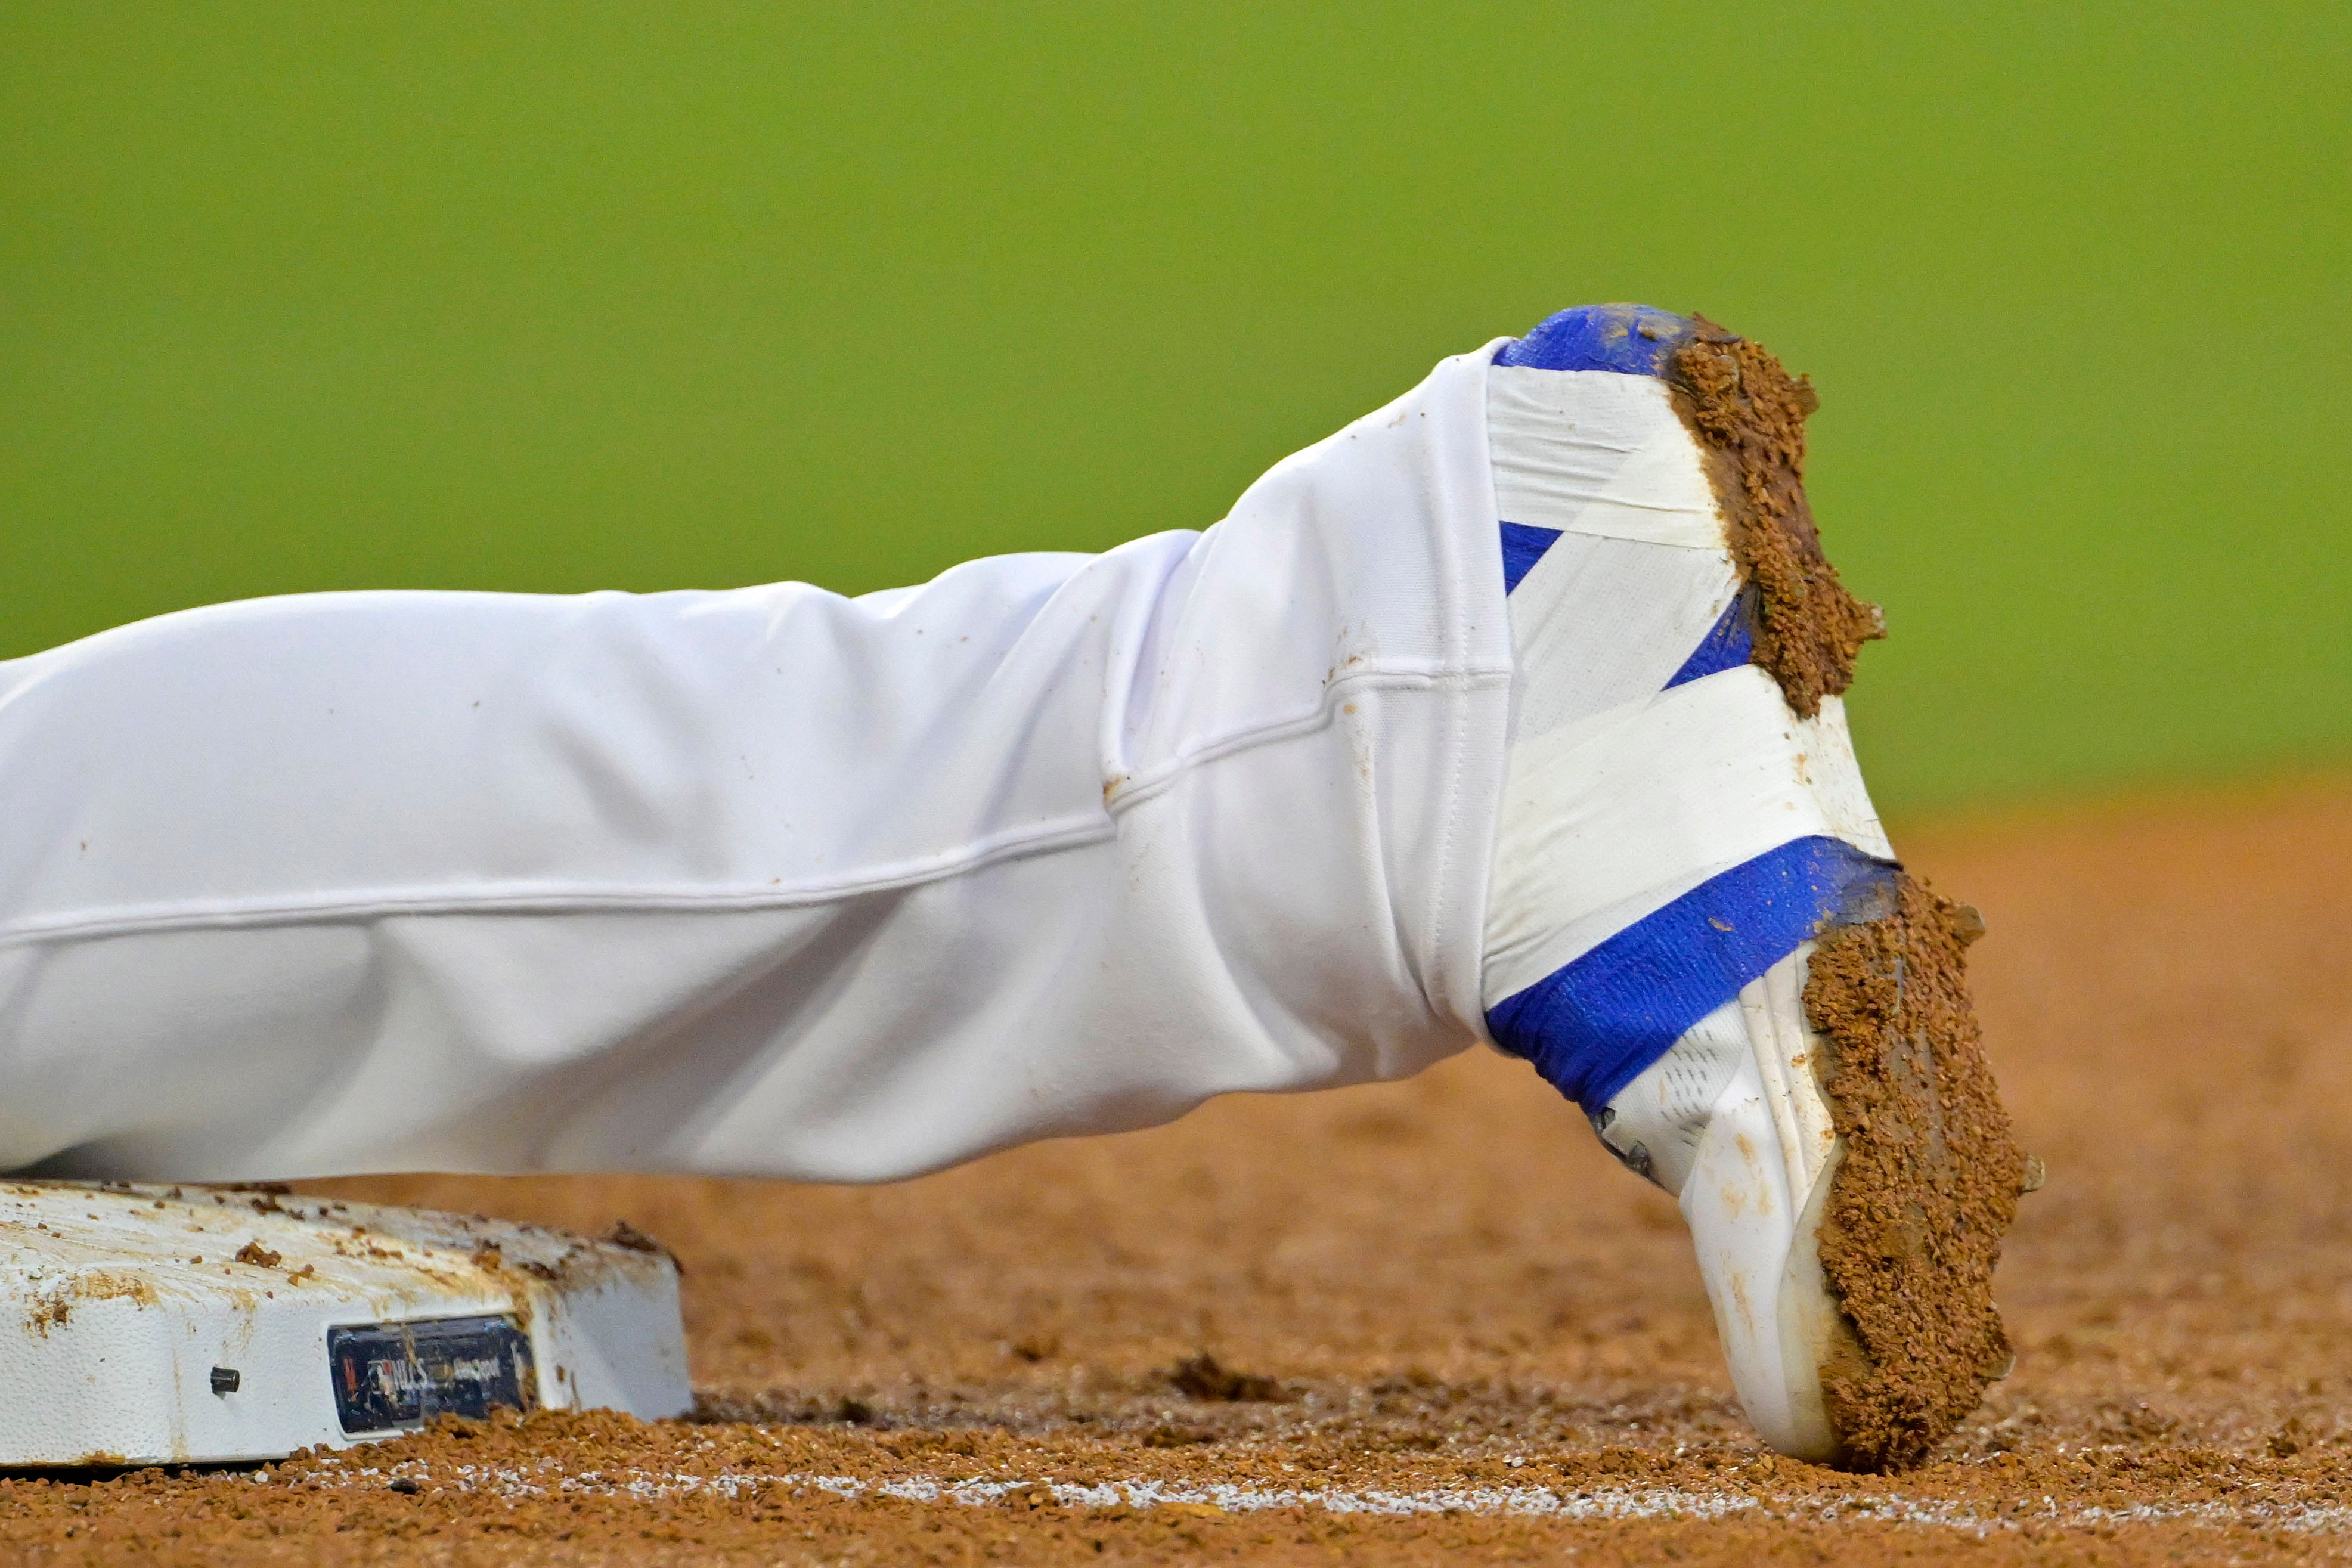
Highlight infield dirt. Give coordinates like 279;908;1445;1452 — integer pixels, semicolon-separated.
6;774;2352;1563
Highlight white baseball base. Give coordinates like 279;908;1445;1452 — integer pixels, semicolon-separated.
0;1182;692;1466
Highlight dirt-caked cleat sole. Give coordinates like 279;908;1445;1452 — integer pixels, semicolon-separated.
1481;304;2033;1471
1802;878;2029;1469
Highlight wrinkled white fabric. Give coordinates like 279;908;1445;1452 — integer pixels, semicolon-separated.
0;350;1514;1182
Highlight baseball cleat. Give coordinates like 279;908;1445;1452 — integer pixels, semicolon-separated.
1479;305;2030;1470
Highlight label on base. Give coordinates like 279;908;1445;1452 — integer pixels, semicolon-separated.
327;1315;536;1434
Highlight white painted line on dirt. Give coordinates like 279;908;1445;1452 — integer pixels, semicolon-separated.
278;1458;2352;1534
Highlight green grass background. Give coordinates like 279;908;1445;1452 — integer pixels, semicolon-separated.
4;3;2345;813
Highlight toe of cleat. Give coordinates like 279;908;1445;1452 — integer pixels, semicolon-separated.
1494;303;1698;376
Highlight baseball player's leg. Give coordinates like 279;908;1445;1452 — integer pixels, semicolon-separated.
0;346;1509;1183
0;309;2019;1470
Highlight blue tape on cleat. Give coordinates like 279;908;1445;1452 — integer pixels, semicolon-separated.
1499;522;1564;595
1486;835;1898;1111
1663;587;1758;689
1494;303;1697;377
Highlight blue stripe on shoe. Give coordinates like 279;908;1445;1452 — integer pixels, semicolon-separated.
1500;522;1563;595
1495;303;1697;377
1485;836;1898;1112
1663;587;1758;689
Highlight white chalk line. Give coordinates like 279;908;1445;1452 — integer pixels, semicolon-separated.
277;1456;2352;1534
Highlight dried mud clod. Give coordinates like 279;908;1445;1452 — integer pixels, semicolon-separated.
1665;319;1883;717
1803;876;2027;1472
1167;1352;1289;1403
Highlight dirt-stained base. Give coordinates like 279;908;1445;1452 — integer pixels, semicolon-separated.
8;775;2352;1564
1808;875;2026;1470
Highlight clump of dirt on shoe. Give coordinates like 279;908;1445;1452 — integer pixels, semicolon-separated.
1803;876;2027;1472
1665;319;1883;718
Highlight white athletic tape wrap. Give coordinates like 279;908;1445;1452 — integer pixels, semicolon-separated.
1504;531;1741;742
1486;367;1725;550
1481;670;1892;1009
